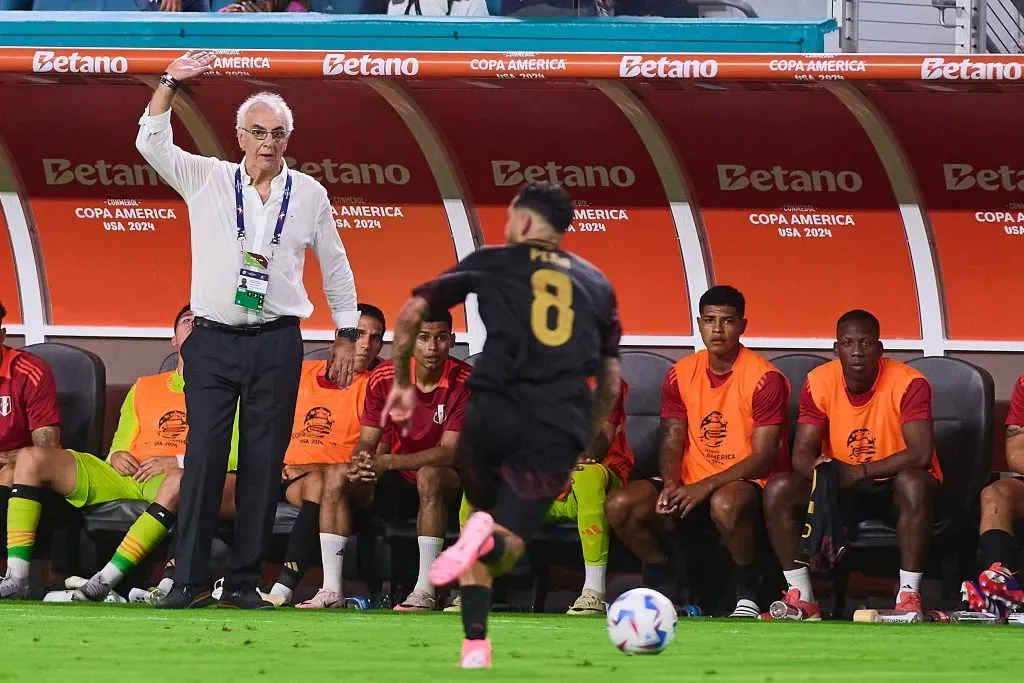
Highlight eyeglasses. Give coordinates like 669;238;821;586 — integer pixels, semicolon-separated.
240;126;291;142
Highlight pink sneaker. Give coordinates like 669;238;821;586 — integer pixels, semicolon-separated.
393;590;436;612
460;638;492;669
428;511;495;587
296;588;344;609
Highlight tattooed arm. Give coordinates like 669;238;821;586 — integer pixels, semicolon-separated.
1006;425;1024;476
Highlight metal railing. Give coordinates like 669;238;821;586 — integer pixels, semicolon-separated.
832;0;1023;52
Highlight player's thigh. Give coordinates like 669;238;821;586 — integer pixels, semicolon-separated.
459;393;522;512
65;450;148;508
12;446;79;496
493;423;580;542
605;478;660;524
283;477;307;508
708;480;762;528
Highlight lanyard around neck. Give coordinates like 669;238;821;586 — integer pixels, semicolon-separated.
234;166;293;247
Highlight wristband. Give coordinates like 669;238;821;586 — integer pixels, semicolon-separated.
337;327;359;342
159;73;180;91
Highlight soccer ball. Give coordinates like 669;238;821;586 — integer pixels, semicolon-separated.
606;588;677;655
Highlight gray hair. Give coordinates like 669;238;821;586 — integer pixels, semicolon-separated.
236;92;294;132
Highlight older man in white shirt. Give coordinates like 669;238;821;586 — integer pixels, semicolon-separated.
136;51;360;610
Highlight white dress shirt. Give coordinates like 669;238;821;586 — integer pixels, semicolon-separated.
136;108;359;330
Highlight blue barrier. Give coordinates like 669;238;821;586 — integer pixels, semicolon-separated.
0;12;834;52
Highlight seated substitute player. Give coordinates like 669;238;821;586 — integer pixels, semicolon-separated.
263;303;385;605
298;309;470;611
604;285;788;618
452;375;633;615
0;305;238;601
379;182;622;668
762;309;941;619
0;301;61;550
968;373;1024;607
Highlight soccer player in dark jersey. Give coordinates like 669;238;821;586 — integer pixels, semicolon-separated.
381;182;622;669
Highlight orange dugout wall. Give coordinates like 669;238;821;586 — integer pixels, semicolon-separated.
1;43;1023;463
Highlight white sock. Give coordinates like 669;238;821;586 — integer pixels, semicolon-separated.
783;568;815;602
156;577;174;594
898;569;923;594
582;564;607;595
97;562;125;587
269;583;293;601
414;536;444;596
7;558;30;580
319;533;348;594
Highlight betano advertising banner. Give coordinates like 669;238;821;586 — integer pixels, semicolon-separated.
0;83;193;327
645;86;921;339
5;48;1024;82
187;82;464;333
870;90;1024;341
413;83;691;336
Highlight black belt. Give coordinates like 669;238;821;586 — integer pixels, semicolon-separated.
193;316;299;336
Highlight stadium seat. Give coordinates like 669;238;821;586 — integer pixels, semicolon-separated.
830;356;995;616
158;352;177;374
22;342;106;456
619;350;674;480
303;346;331;361
770;353;829;450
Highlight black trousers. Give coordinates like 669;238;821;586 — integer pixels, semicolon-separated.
174;318;303;591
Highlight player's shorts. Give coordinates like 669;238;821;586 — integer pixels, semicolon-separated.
459;391;585;540
841;476;939;529
646;476;766;493
370;468;460;521
280;472;312;501
65;449;165;508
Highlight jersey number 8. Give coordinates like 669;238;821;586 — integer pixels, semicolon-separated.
530;269;574;347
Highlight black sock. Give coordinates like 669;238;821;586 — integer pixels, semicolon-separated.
479;533;505;566
734;563;759;603
279;501;321;589
460;584;491;640
0;485;10;549
978;529;1018;574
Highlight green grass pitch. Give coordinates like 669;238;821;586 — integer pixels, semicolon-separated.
0;604;1018;681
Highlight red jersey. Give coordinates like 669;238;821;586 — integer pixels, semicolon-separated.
362;357;472;485
1006;375;1024;427
0;346;60;452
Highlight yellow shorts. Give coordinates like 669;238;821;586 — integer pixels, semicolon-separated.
66;450;166;508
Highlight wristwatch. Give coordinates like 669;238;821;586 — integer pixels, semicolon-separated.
337;327;359;342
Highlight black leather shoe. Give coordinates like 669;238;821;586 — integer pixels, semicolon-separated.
218;588;274;610
155;584;216;610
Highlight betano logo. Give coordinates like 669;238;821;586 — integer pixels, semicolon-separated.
944;163;1024;191
717;164;863;193
44;158;411;187
921;57;1023;81
32;50;128;74
618;56;719;79
492;161;636;188
322;53;419;77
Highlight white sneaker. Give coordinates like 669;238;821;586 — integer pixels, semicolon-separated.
0;572;29;600
129;587;167;604
566;588;606;615
211;577;224;601
443;594;462;613
729;598;761;618
43;589;75;602
258;589;288;607
393;589;436;612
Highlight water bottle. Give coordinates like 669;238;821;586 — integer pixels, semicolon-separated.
344;596;371;610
